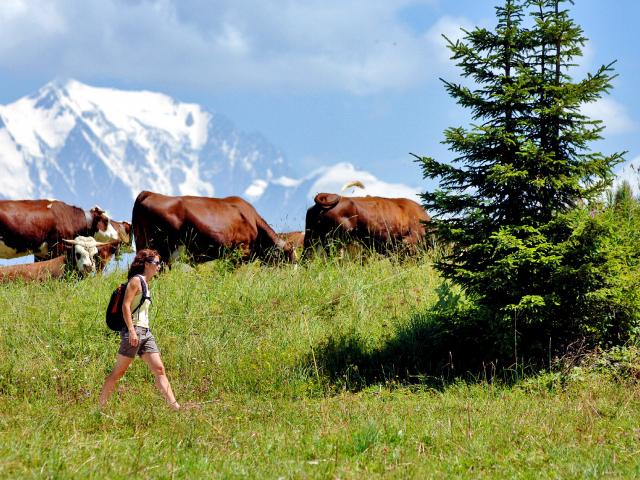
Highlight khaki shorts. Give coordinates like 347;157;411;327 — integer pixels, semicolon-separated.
118;326;160;358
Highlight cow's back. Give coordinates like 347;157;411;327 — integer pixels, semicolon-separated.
179;196;282;257
0;200;86;256
351;197;429;239
0;255;66;282
305;194;430;250
132;192;286;262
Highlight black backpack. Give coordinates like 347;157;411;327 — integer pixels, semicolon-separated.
105;274;151;332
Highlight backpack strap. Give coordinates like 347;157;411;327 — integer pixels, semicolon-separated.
137;274;151;301
131;274;152;316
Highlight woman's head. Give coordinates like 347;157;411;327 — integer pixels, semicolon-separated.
128;249;161;279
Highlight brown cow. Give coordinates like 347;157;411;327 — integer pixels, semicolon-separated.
277;231;305;261
96;220;133;271
0;200;121;261
0;236;111;282
303;193;430;254
132;191;294;263
110;219;132;245
278;231;305;249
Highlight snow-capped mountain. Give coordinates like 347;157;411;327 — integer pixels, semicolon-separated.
0;80;421;230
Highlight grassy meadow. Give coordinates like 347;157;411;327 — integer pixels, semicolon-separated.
1;251;640;478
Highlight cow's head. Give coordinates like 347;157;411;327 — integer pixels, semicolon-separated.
111;220;132;246
62;236;112;275
277;231;304;262
89;206;119;242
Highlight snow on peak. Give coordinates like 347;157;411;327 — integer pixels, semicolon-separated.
63;79;210;150
0;79;210;161
0;82;76;157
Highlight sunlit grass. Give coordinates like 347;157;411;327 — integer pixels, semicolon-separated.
1;251;639;478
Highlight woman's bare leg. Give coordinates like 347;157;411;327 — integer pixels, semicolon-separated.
99;354;134;408
140;352;180;410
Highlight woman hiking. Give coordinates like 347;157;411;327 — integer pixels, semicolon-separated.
99;249;180;410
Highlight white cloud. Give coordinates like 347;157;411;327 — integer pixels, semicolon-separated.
424;15;474;65
0;0;456;95
244;179;268;200
308;162;421;202
581;97;637;135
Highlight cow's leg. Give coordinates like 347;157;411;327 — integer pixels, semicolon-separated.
239;242;251;260
37;242;53;257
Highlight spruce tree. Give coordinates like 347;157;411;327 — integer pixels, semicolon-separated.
415;0;625;356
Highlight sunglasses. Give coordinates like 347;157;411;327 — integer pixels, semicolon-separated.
146;259;162;266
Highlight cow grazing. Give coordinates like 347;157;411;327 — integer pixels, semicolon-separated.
96;219;133;271
304;193;430;254
132;191;294;263
0;200;121;261
0;236;111;282
110;219;132;245
277;231;305;261
278;231;305;250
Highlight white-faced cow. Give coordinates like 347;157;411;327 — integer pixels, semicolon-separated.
304;193;430;254
0;236;112;282
132;191;294;264
0;200;121;262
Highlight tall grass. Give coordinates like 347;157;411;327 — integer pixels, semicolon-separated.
1;251;639;478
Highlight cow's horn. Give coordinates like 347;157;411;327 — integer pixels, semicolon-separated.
62;239;78;245
94;241;116;247
341;180;365;191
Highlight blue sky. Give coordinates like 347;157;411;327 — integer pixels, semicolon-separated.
1;0;638;192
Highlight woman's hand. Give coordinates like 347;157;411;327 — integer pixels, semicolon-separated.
128;329;139;347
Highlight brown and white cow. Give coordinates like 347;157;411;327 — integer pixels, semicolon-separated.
0;236;111;282
132;191;294;263
0;200;121;261
304;193;430;254
96;219;133;271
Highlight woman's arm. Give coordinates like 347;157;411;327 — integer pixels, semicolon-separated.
122;276;142;347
